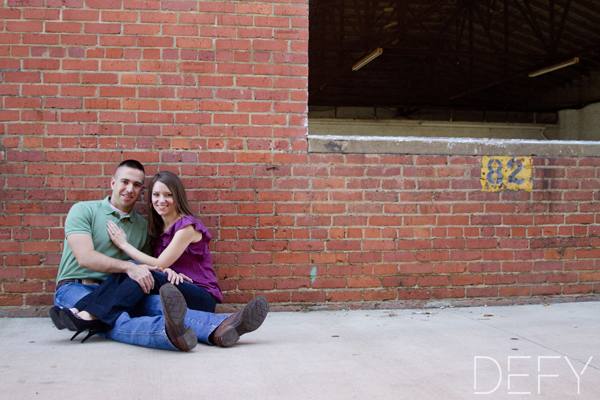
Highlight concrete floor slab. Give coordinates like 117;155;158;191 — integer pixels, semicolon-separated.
0;301;598;399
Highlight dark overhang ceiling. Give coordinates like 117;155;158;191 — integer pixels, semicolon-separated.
309;0;600;112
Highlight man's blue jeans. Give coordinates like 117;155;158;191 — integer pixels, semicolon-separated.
54;282;228;351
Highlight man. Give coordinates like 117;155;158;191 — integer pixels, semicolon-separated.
53;160;268;351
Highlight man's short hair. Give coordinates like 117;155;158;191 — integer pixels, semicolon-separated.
116;159;145;175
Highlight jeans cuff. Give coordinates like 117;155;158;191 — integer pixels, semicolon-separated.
162;328;180;351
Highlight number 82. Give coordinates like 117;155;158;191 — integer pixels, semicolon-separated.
486;158;525;185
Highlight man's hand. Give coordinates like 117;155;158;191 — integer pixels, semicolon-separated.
67;233;157;292
126;262;157;294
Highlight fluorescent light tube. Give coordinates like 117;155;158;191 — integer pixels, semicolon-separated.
528;57;579;77
352;48;383;71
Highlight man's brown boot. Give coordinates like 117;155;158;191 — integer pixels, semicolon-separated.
160;283;197;352
212;295;269;347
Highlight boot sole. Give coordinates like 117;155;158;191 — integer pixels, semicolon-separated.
235;295;269;336
160;283;197;352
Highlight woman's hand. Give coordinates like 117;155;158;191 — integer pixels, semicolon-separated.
107;221;128;250
162;268;193;285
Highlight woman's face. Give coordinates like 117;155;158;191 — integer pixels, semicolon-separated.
151;180;176;219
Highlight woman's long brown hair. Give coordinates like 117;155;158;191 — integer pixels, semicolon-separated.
147;171;193;241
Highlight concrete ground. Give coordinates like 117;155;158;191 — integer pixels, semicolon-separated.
0;301;598;400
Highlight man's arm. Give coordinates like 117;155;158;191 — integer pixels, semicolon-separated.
67;233;156;294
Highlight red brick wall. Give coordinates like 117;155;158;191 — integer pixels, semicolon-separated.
295;154;600;309
0;0;310;316
1;1;599;316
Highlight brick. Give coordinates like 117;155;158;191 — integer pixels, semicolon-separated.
499;286;530;297
531;286;561;296
101;60;136;71
45;22;82;33
0;268;24;280
580;272;600;282
347;277;380;288
4;281;44;293
274;5;308;16
25;294;54;306
23;33;60;45
23;241;61;253
431;288;464;299
533;261;563;271
254;266;289;276
23;59;60;70
273;253;310;264
362;290;397;301
548;272;578;283
122;99;159;110
176;37;212;49
466;287;498;298
0;295;23;307
291;291;327;303
4;203;43;214
85;23;121;34
560;284;592;295
21;85;59;96
87;0;121;9
238;279;274;291
398;289;432;300
327;291;362;302
6;21;44;32
452;274;484;286
82;73;119;84
0;111;20;121
63;10;99;21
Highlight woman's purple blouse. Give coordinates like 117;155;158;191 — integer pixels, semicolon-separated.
154;215;223;303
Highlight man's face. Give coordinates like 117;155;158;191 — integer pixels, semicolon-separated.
110;166;145;213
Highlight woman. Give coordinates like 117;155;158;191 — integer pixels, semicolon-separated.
53;171;227;343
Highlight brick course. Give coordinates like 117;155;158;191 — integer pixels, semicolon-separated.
1;0;600;316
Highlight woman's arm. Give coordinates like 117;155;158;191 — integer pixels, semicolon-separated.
107;220;202;269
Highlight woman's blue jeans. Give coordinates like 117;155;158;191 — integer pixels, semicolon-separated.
54;281;228;351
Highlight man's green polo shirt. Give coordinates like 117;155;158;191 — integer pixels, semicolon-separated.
56;196;151;283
